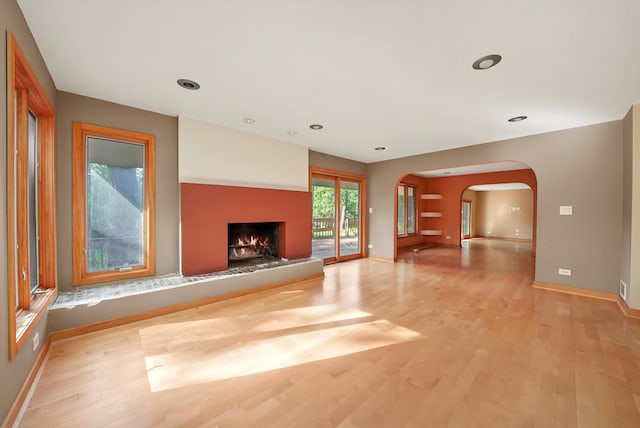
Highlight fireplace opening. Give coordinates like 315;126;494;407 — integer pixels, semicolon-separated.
228;222;281;267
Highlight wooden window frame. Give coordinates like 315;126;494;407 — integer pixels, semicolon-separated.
309;167;366;262
397;184;416;237
72;122;156;286
7;33;58;359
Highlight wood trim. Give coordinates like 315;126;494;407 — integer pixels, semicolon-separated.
50;272;325;342
15;290;57;354
532;281;619;302
6;32;57;359
37;115;57;289
533;281;640;319
1;336;51;428
309;166;365;180
6;34;18;358
16;89;30;309
616;296;640;319
72;122;156;286
310;169;367;261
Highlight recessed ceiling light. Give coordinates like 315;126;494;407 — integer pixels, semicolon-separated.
177;78;200;90
443;172;451;175
309;124;323;130
374;146;386;151
508;115;528;122
472;54;502;70
242;117;255;124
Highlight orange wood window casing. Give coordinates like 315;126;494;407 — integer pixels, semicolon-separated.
6;33;58;359
396;184;416;237
72;122;156;286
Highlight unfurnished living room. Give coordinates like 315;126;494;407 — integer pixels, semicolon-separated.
2;1;640;427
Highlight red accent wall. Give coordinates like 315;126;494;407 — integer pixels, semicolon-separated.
180;183;312;275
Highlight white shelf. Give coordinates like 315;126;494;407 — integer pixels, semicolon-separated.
421;212;442;218
420;230;442;236
421;194;443;200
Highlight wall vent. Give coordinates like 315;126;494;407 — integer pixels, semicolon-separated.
620;279;627;300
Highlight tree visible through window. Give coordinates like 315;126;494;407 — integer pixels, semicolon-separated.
73;124;155;285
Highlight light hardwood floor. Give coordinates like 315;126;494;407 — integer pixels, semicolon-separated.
19;239;640;427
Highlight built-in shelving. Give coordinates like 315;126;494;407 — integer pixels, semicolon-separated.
420;230;442;236
421;194;443;200
420;193;443;239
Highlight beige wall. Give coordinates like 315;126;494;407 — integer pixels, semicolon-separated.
367;121;623;294
0;0;58;422
309;150;367;176
56;92;180;291
475;189;534;240
179;116;309;191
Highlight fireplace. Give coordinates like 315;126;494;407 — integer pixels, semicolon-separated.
228;222;281;267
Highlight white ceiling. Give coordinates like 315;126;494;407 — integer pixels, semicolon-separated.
468;183;531;191
17;0;640;164
414;161;529;178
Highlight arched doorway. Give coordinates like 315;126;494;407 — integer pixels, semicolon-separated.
394;161;538;260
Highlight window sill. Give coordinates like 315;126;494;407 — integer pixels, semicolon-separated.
397;233;418;238
15;288;57;349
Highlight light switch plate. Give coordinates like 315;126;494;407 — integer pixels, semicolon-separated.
559;206;573;216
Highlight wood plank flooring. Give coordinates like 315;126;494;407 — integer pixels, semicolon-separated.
19;239;640;427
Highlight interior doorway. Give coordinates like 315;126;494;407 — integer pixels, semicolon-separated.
461;200;471;240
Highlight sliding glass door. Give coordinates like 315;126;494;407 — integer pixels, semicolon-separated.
311;170;365;262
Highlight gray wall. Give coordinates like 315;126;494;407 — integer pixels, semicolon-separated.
309;150;367;176
367;121;623;294
56;92;179;291
0;0;57;422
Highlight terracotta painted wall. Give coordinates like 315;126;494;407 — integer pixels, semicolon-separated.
181;183;312;275
419;169;537;249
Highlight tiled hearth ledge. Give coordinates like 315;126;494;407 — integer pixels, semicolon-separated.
49;258;324;334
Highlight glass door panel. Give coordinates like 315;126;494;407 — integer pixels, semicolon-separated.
339;180;360;257
312;177;337;259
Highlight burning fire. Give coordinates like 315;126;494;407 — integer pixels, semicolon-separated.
231;235;272;259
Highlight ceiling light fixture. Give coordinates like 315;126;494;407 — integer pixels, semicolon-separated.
309;124;324;130
177;78;200;90
472;54;502;70
374;146;386;151
508;115;528;122
443;172;451;175
242;117;255;124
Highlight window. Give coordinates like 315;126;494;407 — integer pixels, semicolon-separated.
72;123;156;285
397;184;416;236
7;33;58;358
310;168;366;262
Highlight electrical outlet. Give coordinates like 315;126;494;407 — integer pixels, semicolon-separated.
558;268;572;276
620;280;627;299
446;235;451;240
32;332;39;352
368;244;373;249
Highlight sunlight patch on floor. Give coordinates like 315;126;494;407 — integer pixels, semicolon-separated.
144;319;422;392
138;304;371;348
